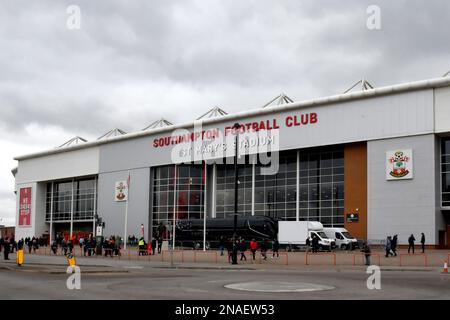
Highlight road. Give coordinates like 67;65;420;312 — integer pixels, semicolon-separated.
0;255;449;299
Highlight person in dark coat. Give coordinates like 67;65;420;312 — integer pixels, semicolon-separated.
391;235;398;257
385;236;393;257
260;239;268;260
239;239;247;261
0;237;3;253
231;239;239;264
305;237;311;254
151;237;157;255
272;239;279;258
3;237;10;260
157;237;163;254
408;234;415;254
219;236;225;256
51;240;58;255
311;235;319;253
362;242;371;266
420;233;425;253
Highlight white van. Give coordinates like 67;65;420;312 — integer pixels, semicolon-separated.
323;228;358;250
278;221;335;251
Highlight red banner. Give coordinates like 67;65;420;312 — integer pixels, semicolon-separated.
19;187;32;226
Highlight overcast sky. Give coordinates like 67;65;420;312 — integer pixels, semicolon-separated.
0;0;449;225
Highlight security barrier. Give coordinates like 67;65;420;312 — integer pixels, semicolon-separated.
305;252;336;266
352;252;381;266
161;249;185;263
399;253;428;267
194;250;218;264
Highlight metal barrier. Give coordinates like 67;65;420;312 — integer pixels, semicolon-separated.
305;252;336;266
399;253;428;267
352;252;381;266
161;249;184;263
194;250;218;264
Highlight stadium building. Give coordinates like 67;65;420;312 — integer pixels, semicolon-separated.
11;77;450;248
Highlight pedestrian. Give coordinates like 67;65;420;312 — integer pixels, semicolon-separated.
272;238;279;258
51;240;58;255
219;236;225;256
250;239;258;260
231;239;239;264
312;235;319;253
151;237;157;255
385;236;393;257
17;239;24;266
0;237;3;253
138;237;145;256
408;234;415;254
62;238;68;256
362;243;371;266
420;233;425;253
68;240;73;254
226;238;233;262
391;235;398;257
157;237;163;254
239;238;247;261
260;238;268;260
3;237;10;260
305;236;311;254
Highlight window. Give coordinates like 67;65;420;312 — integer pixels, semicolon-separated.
152;164;205;239
442;138;450;207
46;178;97;222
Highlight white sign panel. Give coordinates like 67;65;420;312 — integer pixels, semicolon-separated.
386;149;413;180
115;180;128;201
96;226;103;236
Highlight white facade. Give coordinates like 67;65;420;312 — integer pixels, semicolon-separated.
12;77;450;245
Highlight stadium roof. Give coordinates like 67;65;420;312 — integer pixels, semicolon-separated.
142;118;173;130
197;106;228;120
14;76;450;161
262;93;294;108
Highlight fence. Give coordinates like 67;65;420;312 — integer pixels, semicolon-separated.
305;252;336;266
399;253;428;267
352;252;381;266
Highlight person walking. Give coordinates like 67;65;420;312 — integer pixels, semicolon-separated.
408;234;415;254
272;238;279;258
231;239;239;264
362;243;371;266
312;235;319;253
250;239;258;260
385;236;393;257
260;238;268;260
3;237;10;260
138;237;145;256
219;236;225;256
391;235;398;257
151;237;157;255
157;237;163;254
420;233;425;253
61;238;68;256
239;238;247;261
305;236;311;254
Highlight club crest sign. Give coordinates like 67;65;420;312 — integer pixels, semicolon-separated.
115;181;128;201
386;149;413;180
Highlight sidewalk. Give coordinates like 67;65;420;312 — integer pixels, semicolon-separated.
21;246;450;268
1;251;448;273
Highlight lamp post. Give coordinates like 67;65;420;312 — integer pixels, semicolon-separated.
232;122;240;265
